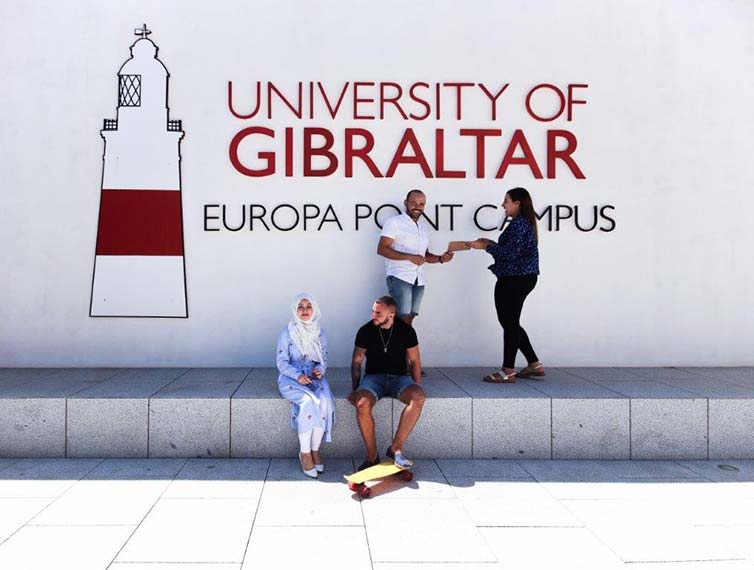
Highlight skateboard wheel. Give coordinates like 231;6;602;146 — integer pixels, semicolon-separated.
401;470;413;482
347;482;358;492
358;484;371;498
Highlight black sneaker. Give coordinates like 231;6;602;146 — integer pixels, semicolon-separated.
357;455;380;472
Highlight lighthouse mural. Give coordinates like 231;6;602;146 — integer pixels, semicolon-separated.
90;25;188;318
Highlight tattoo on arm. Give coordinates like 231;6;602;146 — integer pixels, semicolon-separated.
351;346;366;391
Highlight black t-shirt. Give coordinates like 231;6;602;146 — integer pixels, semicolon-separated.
355;319;419;376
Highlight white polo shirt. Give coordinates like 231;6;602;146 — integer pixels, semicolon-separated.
380;212;430;286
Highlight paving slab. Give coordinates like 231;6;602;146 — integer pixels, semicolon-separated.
242;526;371;570
255;458;361;526
0;458;101;498
115;498;257;563
150;369;249;458
480;527;624;569
622;367;707;380
372;562;502;570
678;367;754;385
564;367;650;382
625;562;754;570
0;369;65;382
0;368;123;397
73;368;189;398
631;399;708;459
363;499;496;562
29;479;169;526
84;458;185;480
661;379;754;399
586;380;701;398
448;479;582;527
536;478;716;501
564;499;747;562
108;562;241;570
677;460;754;482
163;458;268;499
0;497;54;543
436;459;533;480
0;525;135;570
522;377;625;399
552;398;630;459
518;459;702;482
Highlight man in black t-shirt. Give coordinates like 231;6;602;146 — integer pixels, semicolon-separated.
348;295;426;471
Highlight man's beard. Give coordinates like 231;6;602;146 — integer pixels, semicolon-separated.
373;316;392;328
406;208;423;220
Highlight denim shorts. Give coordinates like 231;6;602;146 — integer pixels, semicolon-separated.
358;373;419;401
386;275;425;317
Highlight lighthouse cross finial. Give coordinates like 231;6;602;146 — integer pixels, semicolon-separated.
134;23;152;39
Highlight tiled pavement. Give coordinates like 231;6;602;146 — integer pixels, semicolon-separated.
1;458;754;569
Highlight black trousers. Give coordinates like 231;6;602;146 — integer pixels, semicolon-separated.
494;275;538;369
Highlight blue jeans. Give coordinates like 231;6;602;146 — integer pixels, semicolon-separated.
386;275;425;317
358;374;419;400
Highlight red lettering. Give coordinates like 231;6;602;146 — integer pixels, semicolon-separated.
386;129;433;178
478;83;509;121
408;82;431;120
379;82;408;120
229;127;276;177
496;129;543;179
267;82;303;119
435;129;465;178
567;83;588;121
227;81;261;120
525;83;566;122
318;82;350;119
460;128;502;178
303;128;338;177
353;82;376;119
444;82;474;120
345;128;383;178
547;130;585;179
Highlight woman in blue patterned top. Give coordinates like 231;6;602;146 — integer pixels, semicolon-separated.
468;188;545;383
277;293;335;477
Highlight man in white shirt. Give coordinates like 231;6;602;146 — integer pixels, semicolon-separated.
377;189;453;327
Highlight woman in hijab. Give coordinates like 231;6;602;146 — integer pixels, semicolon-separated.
277;293;335;478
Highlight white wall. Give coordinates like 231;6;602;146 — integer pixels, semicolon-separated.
1;0;753;367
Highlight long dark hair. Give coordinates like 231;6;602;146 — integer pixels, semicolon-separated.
507;187;538;242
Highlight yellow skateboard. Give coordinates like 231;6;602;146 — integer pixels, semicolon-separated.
344;461;414;498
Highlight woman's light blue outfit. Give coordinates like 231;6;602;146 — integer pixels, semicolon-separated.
277;327;335;441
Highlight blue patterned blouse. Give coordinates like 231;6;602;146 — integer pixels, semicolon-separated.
485;215;540;278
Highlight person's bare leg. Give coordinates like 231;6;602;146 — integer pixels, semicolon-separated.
391;385;425;453
354;391;378;461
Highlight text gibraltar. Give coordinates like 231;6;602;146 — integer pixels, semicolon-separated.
227;80;589;180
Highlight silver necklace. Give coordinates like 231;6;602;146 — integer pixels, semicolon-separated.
378;326;394;353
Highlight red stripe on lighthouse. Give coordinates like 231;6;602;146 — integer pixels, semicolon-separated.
96;189;184;255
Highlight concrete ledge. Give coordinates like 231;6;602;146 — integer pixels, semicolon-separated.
0;367;752;459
